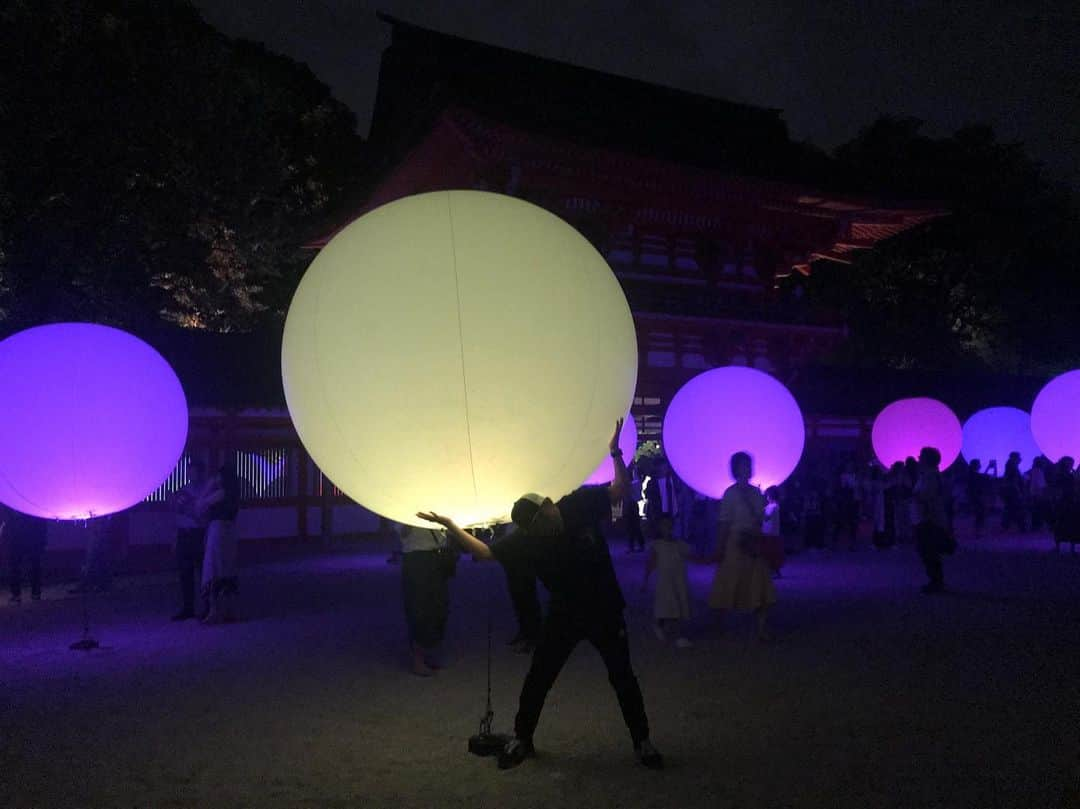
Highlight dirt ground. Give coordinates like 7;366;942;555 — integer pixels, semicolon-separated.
2;529;1079;809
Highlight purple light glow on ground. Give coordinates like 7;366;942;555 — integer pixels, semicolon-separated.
583;414;637;485
663;366;805;496
2;528;1077;808
0;324;188;520
1031;369;1080;462
872;397;962;468
961;407;1040;473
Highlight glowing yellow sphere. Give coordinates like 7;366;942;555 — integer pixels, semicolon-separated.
282;191;638;527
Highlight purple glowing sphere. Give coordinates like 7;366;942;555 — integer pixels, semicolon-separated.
663;367;805;497
583;414;637;485
1031;369;1080;463
961;407;1039;474
871;398;961;469
0;324;188;520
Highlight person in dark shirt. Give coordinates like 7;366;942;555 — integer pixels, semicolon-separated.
1001;452;1028;533
417;420;662;771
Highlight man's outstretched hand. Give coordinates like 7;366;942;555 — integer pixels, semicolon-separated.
609;418;625;454
416;511;454;529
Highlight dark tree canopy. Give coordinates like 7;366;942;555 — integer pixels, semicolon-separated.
0;0;364;334
810;117;1080;375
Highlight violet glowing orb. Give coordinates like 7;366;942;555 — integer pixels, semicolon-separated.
583;414;638;485
662;367;805;497
871;398;961;469
0;324;188;520
961;407;1039;474
1031;370;1080;463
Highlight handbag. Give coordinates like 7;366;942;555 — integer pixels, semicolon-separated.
735;487;785;571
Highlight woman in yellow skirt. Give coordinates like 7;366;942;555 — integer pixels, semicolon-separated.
708;452;776;639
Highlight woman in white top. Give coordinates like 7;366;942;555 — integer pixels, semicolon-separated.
708;452;776;639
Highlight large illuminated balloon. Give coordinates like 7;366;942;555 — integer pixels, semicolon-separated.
662;367;805;497
871;398;961;468
1031;370;1080;462
282;191;637;528
0;324;188;520
961;407;1039;474
583;414;637;485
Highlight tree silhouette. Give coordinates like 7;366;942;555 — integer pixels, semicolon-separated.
814;117;1080;374
0;0;364;334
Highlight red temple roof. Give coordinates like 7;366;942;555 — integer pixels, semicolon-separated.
307;106;946;279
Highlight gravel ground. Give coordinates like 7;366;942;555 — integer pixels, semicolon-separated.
2;530;1079;809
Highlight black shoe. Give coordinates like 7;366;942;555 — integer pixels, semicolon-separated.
171;610;195;621
635;739;664;769
497;737;535;770
920;581;945;595
31;593;42;602
9;595;21;605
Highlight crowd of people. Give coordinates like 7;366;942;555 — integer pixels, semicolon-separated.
623;449;1080;559
5;431;1079;774
391;435;1080;772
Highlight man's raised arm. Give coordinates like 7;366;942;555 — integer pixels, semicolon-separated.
416;512;495;561
608;418;628;506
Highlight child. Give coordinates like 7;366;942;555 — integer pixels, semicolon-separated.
642;513;693;648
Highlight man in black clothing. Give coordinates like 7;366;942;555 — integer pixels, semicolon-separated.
418;420;662;770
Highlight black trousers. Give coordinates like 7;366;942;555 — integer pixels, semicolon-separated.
9;543;43;599
515;609;649;747
175;528;205;613
1001;492;1027;532
402;550;449;648
971;501;986;536
1031;498;1050;531
505;565;542;642
916;521;948;586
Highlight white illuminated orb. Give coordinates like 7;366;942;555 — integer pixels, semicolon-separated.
282;191;638;527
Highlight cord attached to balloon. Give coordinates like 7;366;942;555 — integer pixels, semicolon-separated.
70;517;100;651
468;524;512;757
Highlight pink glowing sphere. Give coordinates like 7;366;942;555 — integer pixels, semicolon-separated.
871;398;961;469
582;414;637;485
961;407;1039;474
0;324;188;520
1031;370;1080;463
662;367;805;497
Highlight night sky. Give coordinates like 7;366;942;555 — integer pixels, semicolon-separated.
195;1;1080;186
